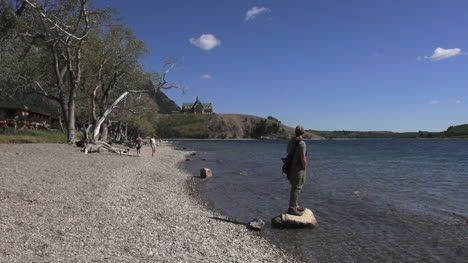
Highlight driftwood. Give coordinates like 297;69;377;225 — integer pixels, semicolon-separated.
82;141;135;156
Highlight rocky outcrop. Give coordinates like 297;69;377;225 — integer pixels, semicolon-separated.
271;208;318;228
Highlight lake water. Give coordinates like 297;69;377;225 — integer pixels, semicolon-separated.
173;139;467;262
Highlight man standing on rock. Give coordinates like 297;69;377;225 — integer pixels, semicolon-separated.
286;125;308;216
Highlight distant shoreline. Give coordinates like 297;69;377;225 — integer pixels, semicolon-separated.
165;137;467;141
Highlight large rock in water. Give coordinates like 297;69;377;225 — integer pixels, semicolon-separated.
271;208;318;228
200;168;213;178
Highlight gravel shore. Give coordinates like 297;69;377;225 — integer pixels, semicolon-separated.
0;143;299;262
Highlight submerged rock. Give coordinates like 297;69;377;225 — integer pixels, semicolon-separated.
200;168;213;178
247;218;265;231
353;190;367;199
271;208;318;228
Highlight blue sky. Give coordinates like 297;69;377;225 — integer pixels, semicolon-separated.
101;0;467;132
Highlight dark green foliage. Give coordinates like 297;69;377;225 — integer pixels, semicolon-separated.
250;119;287;139
124;115;155;138
443;124;468;138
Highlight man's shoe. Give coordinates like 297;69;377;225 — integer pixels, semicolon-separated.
287;208;304;216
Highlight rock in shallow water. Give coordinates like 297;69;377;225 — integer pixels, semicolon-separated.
271;208;318;228
200;168;213;178
247;218;265;231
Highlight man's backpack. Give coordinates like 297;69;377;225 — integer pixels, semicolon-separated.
282;139;302;175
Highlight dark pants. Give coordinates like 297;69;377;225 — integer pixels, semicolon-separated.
288;170;305;210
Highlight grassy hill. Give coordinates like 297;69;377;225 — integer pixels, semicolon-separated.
154;113;324;139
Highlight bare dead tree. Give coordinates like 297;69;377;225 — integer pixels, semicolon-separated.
89;60;184;144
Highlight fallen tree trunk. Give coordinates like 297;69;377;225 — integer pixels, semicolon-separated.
82;141;136;156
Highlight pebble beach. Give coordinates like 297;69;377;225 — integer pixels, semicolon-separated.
0;143;299;262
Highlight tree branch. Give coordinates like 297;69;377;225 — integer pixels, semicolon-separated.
23;0;90;41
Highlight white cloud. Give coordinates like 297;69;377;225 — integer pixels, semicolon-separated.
245;6;270;21
426;47;462;61
201;74;212;80
189;34;221;51
455;99;462;104
430;100;440;105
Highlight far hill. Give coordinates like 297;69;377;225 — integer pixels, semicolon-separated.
140;80;180;114
154;113;324;139
444;124;468;138
310;123;468;139
309;130;419;139
151;89;181;114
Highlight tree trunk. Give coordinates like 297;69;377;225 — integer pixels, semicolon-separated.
101;120;109;142
67;103;76;144
115;121;121;141
66;83;78;144
123;122;128;141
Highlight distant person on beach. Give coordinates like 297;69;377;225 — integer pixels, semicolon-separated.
150;136;157;157
136;135;143;156
285;125;308;216
1;121;7;133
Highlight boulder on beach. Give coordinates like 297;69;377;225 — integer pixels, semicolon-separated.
271;208;318;228
200;168;213;178
247;218;265;231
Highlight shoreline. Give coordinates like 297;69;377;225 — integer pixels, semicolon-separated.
0;143;299;262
